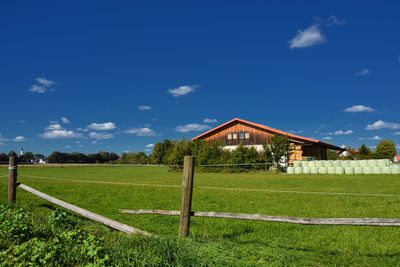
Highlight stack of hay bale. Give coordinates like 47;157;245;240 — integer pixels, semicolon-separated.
287;159;400;175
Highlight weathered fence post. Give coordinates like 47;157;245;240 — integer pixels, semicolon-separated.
8;156;17;204
179;156;195;237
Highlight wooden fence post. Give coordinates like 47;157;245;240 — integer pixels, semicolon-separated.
8;156;17;204
179;156;195;237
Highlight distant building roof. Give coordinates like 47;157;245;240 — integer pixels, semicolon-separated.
396;155;400;161
192;117;343;150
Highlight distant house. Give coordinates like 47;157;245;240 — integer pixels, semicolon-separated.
192;118;343;163
394;155;400;162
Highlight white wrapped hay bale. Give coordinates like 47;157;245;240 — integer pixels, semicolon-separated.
287;167;295;174
301;161;309;168
354;167;363;174
372;167;381;174
293;161;302;168
368;160;378;167
382;166;391;174
302;167;311;174
350;161;359;168
324;161;333;167
333;161;342;168
294;167;303;174
318;167;327;174
363;167;372;174
359;160;369;167
327;167;336;174
341;161;350;168
345;167;354;175
310;167;319;174
391;166;400;174
377;160;387;168
335;167;345;175
308;161;316;168
316;161;324;168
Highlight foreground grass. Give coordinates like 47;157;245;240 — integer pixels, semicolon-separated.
1;165;400;266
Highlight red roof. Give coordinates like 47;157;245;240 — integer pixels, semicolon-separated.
192;117;343;150
396;155;400;161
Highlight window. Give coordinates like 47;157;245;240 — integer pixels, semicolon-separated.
232;133;238;139
239;132;245;139
227;133;232;140
245;132;250;139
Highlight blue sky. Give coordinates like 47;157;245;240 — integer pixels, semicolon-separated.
0;1;399;155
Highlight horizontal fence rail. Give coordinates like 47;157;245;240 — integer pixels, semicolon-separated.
119;209;400;227
19;184;151;235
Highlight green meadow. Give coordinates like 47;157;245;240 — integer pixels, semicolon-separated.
1;165;400;266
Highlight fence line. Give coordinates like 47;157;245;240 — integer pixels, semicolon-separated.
20;174;400;198
119;209;400;227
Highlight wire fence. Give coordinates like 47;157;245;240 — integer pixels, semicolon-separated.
167;162;285;173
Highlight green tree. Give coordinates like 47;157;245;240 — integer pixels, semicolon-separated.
327;150;339;160
264;135;292;167
150;140;175;164
374;140;397;159
358;144;372;159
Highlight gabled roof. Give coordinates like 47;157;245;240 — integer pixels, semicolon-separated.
395;155;400;161
192;118;343;150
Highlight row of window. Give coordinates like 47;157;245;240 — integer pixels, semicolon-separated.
227;132;250;140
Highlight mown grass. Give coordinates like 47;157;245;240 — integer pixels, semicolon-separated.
1;165;400;266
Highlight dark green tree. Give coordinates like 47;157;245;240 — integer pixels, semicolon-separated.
374;140;397;159
358;144;372;159
263;135;292;167
150;140;175;164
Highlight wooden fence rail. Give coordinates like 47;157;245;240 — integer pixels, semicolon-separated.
119;209;400;227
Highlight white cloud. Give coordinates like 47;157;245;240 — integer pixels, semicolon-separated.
289;24;326;49
87;122;116;131
394;132;400;135
64;145;71;149
203;118;218;124
0;143;4;146
13;136;27;142
175;123;211;133
366;120;400;130
89;132;114;140
125;127;156;136
167;85;196;97
327;16;347;26
289;129;303;134
358;136;382;141
344;105;375;113
322;136;332;140
145;144;154;148
355;68;371;76
61;117;70;124
29;77;56;94
138;105;152;111
41;124;82;139
334;130;354;135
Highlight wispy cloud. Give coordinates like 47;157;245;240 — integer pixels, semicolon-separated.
366;120;400;130
13;136;27;142
176;123;211;133
138;105;152;111
327;16;347;26
394;132;400;135
61;117;70;124
41;123;82;139
289;24;326;49
87;122;116;131
322;136;332;140
125;127;156;136
145;144;154;148
289;129;303;134
167;85;196;97
334;130;353;135
355;68;371;76
29;77;56;94
89;132;114;140
203;118;218;124
358;136;382;141
344;105;375;113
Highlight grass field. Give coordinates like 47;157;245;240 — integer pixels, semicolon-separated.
1;165;400;266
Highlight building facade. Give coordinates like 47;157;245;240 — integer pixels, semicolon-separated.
192;118;343;163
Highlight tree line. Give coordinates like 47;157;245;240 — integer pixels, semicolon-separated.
327;140;397;160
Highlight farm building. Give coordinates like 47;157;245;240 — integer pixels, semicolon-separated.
192;118;344;163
